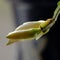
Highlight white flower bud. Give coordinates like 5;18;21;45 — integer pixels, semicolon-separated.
6;19;52;45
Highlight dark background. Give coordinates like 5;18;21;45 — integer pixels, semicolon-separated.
12;0;60;60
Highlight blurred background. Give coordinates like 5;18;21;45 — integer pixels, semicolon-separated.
0;0;60;60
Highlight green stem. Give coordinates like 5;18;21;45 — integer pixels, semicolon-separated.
42;1;60;32
52;2;60;22
49;1;60;28
45;1;60;30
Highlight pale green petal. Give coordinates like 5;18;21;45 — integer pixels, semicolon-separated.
15;20;45;31
7;37;35;45
6;28;42;45
6;28;41;39
6;39;19;45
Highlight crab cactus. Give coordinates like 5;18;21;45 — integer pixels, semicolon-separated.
6;1;60;45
